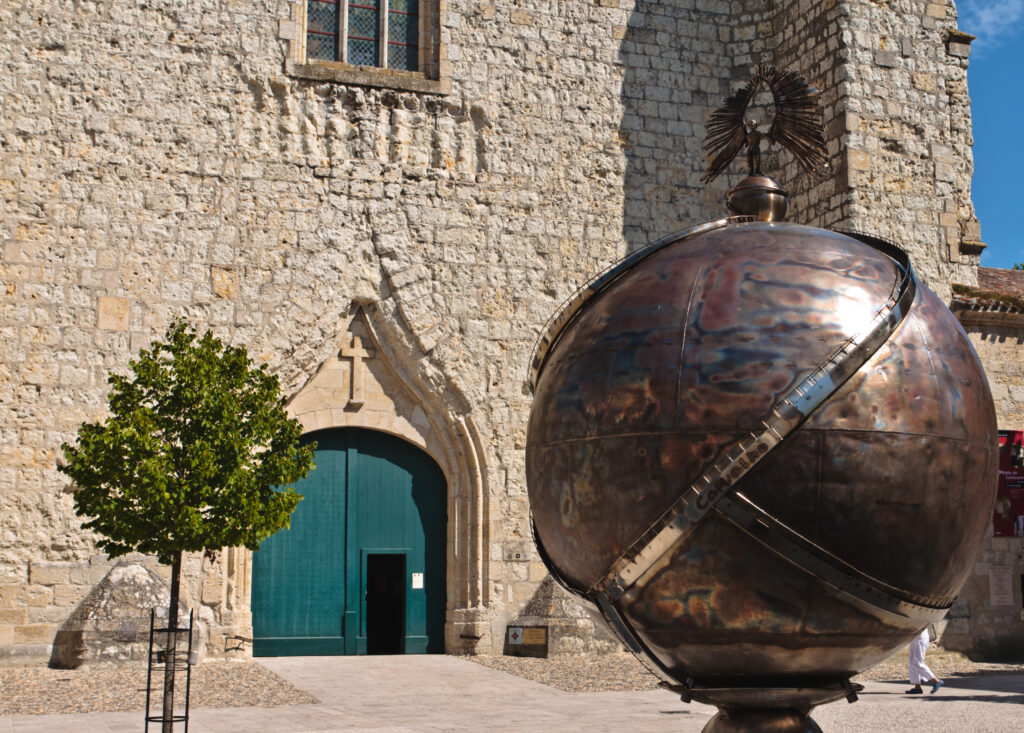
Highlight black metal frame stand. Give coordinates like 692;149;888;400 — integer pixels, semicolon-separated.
144;608;194;732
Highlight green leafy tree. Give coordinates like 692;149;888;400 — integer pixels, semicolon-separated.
59;320;314;731
1014;263;1024;271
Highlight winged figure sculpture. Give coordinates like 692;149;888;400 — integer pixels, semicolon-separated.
702;65;827;184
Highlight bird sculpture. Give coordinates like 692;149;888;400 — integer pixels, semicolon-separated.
703;65;827;183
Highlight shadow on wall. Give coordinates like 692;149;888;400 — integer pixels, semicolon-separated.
618;2;771;253
961;637;1024;663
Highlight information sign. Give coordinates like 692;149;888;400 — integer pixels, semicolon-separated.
990;566;1013;606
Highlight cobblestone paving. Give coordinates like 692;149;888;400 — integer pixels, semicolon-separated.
468;649;1024;692
4;651;1022;716
0;661;317;716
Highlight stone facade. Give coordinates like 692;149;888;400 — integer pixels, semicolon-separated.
0;0;1001;665
946;270;1024;658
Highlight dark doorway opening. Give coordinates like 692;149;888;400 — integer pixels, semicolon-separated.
366;554;406;654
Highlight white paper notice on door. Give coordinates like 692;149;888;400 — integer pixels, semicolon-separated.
411;572;424;589
989;565;1013;606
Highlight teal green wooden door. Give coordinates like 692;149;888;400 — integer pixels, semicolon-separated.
252;428;447;656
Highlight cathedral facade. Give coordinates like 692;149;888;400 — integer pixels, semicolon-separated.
2;0;1021;664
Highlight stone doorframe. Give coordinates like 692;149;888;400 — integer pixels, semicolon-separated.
275;302;491;653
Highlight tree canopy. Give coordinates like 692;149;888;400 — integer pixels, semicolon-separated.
60;320;315;564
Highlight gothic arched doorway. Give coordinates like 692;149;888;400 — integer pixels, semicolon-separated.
252;428;447;655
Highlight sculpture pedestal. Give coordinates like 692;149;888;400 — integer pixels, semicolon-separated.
702;708;822;733
674;678;860;733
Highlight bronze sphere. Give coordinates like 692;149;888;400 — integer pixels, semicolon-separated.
526;220;997;730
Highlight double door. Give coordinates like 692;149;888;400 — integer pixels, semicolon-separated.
252;428;447;655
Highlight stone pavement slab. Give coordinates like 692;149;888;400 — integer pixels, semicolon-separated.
1;655;1022;732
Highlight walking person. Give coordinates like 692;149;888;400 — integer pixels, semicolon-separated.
906;626;943;694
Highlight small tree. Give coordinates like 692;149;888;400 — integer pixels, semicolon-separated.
59;320;315;731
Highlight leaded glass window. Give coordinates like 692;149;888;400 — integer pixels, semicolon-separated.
305;0;419;72
387;0;418;72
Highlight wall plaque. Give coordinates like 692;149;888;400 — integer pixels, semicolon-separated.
504;625;548;658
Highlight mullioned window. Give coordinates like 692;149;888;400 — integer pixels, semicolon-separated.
286;0;448;94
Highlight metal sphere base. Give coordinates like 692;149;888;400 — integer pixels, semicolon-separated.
668;677;860;733
701;708;822;733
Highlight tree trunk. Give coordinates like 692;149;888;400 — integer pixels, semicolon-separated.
162;552;181;733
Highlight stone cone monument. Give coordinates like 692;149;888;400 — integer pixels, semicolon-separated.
50;560;193;669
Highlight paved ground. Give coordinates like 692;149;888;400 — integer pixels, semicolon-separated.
0;655;1021;732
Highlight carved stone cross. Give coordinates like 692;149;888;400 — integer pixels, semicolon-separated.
340;335;373;408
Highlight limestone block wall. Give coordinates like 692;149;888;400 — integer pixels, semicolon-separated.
0;0;646;662
0;0;989;663
837;0;981;296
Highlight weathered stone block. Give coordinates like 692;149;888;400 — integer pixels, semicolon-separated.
874;50;898;68
0;609;27;624
912;72;935;92
84;115;110;134
278;19;297;40
0;586;18;609
27;606;70;623
961;218;982;241
211;266;239;299
13;623;54;644
509;9;534;25
96;297;131;331
29;563;73;587
528;561;549;583
935;162;954;182
502;542;532;563
15;585;53;608
848;149;871;171
53;584;86;607
947;42;971;58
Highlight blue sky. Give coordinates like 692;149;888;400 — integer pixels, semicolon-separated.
959;0;1024;268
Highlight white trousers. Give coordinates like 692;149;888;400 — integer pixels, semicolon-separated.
908;635;935;684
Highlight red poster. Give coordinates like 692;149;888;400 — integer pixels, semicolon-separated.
995;430;1024;537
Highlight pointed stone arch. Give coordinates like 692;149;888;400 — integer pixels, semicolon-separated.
282;303;490;652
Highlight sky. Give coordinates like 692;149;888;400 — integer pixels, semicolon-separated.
958;0;1024;268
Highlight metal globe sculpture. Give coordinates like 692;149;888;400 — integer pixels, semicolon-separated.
525;218;997;732
526;67;998;731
